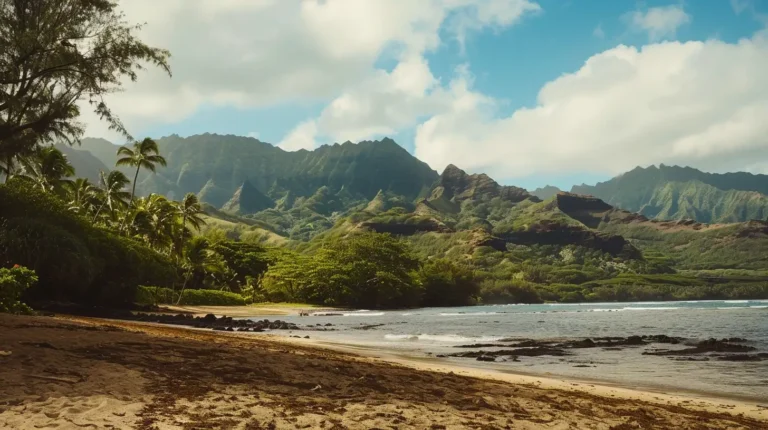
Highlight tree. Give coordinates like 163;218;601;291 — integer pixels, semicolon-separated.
125;193;176;250
419;258;479;307
177;237;224;304
0;0;171;160
115;138;167;201
67;177;97;216
17;146;74;194
92;170;130;223
175;193;206;258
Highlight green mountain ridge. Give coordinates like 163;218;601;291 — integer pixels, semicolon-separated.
572;164;768;223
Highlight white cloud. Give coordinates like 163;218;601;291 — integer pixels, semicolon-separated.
247;132;260;139
278;120;318;152
414;31;768;180
624;5;690;41
278;0;540;150
84;0;540;142
593;24;605;39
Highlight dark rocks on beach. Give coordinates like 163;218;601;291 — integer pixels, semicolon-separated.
449;346;570;359
643;338;756;357
125;312;301;332
716;354;763;362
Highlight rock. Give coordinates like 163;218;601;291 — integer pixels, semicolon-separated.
476;356;496;362
203;313;217;322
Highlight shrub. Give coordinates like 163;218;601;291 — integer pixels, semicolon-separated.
0;180;176;305
0;265;37;314
136;286;246;306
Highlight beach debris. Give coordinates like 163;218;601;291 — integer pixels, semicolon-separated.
311;384;322;391
27;374;81;384
0;350;11;356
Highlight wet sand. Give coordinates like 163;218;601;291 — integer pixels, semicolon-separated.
1;314;766;429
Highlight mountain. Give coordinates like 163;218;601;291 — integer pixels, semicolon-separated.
55;143;110;183
78;138;123;169
86;134;438;208
221;180;275;215
571;164;768;223
530;185;561;200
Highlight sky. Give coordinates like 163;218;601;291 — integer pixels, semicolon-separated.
82;0;768;191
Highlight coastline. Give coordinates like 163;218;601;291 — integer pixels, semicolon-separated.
1;314;766;429
274;335;768;417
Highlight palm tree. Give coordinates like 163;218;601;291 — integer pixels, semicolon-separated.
177;236;224;304
93;170;131;224
126;193;177;250
18;146;75;193
175;193;207;257
115;138;167;202
67;178;97;216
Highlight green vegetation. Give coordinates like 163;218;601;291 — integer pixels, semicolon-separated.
0;265;36;314
1;0;767;311
572;165;768;223
136;286;246;306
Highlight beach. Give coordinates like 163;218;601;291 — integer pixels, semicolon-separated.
1;314;766;429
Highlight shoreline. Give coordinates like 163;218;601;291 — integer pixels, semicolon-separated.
2;314;766;429
271;335;768;415
64;315;768;419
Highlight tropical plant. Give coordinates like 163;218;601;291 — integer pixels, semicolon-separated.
93;170;131;223
17;146;75;194
116;138;167;201
177;237;225;304
0;265;37;314
175;193;206;257
67;178;97;216
0;0;170;158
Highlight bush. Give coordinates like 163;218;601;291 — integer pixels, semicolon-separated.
0;180;176;305
178;289;247;306
0;265;37;314
136;285;246;306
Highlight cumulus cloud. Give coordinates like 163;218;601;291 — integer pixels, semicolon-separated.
414;31;768;180
278;0;540;149
624;5;690;41
84;0;540;142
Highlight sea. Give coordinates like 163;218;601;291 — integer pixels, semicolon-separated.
251;300;768;401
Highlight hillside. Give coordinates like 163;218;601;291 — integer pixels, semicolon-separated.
572;164;768;223
530;185;561;200
68;136;768;302
55;143;111;183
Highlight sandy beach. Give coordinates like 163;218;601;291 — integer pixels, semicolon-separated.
1;314;766;429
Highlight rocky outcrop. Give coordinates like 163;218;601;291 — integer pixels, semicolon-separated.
222;180;275;215
499;220;640;257
430;164;532;206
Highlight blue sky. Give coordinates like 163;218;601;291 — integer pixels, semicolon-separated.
88;0;768;191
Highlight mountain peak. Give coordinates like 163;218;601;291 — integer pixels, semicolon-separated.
221;180;274;215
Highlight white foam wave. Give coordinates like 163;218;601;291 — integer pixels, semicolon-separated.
749;305;768;309
439;312;499;316
384;334;503;343
723;300;749;304
343;312;384;317
622;307;680;311
401;313;413;316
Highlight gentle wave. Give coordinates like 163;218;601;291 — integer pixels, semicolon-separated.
750;306;768;309
384;334;503;343
439;312;499;316
343;312;384;317
623;307;680;311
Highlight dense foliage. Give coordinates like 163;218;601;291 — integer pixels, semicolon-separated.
0;265;36;314
0;180;176;304
572;165;768;223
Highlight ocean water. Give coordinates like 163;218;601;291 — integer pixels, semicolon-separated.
252;300;768;401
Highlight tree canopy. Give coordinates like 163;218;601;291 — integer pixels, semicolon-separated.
0;0;171;165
